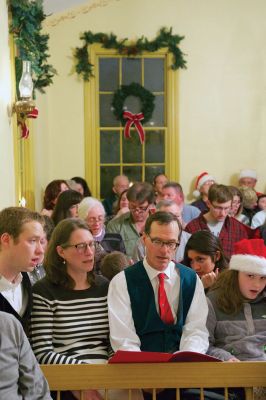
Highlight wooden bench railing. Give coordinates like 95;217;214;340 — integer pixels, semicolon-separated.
41;361;266;399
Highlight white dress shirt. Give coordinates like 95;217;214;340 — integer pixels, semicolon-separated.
251;210;266;229
108;258;209;354
0;273;28;317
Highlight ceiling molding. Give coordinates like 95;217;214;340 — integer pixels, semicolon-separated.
44;0;121;28
43;0;89;15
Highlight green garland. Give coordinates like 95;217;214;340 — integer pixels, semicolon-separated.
112;83;155;124
75;27;186;81
8;0;56;96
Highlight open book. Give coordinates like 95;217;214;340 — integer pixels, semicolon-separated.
109;350;221;363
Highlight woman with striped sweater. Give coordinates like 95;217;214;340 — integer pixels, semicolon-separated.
30;218;109;400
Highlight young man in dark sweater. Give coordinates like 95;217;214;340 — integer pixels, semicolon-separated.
0;207;45;333
186;184;257;259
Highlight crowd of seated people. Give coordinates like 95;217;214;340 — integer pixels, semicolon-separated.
0;170;265;399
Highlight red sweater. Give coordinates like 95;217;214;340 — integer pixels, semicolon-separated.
185;214;260;259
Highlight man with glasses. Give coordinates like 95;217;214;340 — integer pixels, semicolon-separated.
107;182;155;258
108;212;208;360
132;199;191;263
185;184;255;259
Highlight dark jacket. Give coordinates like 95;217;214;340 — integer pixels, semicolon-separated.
0;272;32;335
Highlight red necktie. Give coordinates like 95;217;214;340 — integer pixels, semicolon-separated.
158;273;175;325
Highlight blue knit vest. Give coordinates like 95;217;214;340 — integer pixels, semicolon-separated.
124;261;197;353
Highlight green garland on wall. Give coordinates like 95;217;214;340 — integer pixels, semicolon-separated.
8;0;56;96
75;27;187;81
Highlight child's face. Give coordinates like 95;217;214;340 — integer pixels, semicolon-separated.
258;197;266;210
238;272;266;300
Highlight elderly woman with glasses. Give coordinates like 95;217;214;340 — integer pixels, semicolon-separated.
30;218;109;400
78;197;126;274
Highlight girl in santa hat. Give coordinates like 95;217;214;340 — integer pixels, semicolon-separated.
206;239;266;399
206;238;266;362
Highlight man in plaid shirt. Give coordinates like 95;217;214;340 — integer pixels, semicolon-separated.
185;184;258;259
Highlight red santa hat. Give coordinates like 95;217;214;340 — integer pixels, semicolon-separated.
229;239;266;276
239;169;257;180
193;172;215;198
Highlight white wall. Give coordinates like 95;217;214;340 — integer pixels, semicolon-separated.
34;0;266;209
178;0;266;198
0;0;16;208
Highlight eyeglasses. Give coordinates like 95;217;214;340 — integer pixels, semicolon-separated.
129;204;150;213
63;241;96;253
87;216;105;223
210;203;231;212
148;235;179;250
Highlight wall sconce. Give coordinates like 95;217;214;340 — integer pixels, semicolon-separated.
12;60;38;138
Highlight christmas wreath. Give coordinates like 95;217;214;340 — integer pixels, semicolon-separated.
112;82;155;125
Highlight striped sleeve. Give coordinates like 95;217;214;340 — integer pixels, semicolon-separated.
30;292;109;365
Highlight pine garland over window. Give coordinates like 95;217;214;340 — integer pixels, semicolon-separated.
8;0;56;96
75;27;187;81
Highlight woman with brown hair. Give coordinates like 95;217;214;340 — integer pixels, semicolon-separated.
227;186;244;219
113;188;129;219
30;218;109;400
51;189;83;226
41;179;69;217
71;176;92;197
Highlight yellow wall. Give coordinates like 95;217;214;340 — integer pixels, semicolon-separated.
0;0;16;209
34;0;266;210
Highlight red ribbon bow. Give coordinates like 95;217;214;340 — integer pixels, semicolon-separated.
19;107;39;139
123;111;145;144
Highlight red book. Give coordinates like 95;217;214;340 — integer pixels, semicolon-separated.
109;350;221;363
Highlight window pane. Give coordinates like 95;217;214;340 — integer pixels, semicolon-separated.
144;58;164;92
123;131;142;163
99;58;119;91
97;54;167;198
123;166;142;183
122;58;141;85
123;95;142;114
100;166;120;198
100;94;119;127
145;95;164;127
100;131;120;163
145;130;165;163
145;166;165;184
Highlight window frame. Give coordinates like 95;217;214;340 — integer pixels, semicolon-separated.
84;44;179;198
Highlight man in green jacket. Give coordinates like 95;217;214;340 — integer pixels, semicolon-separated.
107;182;155;258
